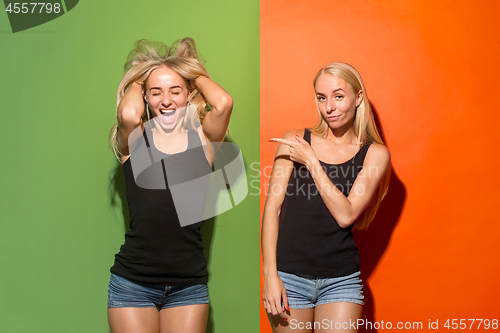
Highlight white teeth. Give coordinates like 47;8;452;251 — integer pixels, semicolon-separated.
161;110;175;115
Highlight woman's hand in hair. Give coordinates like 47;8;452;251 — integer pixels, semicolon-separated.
269;135;318;168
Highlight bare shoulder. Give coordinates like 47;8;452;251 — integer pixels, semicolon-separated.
366;142;391;165
272;129;304;159
282;129;305;140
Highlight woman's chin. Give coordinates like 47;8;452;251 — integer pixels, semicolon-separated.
327;118;355;132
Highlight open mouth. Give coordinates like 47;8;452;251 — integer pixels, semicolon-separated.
160;109;176;116
159;109;177;125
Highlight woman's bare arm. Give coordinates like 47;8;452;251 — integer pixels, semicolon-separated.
194;76;233;143
310;142;390;227
271;136;390;228
116;83;144;160
261;130;300;319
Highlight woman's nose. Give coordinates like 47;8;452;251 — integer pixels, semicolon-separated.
326;99;335;112
162;94;172;106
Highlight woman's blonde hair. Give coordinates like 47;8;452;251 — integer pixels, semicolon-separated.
109;38;210;161
309;62;391;230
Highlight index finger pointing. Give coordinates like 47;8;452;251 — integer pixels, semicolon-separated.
269;138;294;146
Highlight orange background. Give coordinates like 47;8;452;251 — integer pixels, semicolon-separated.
260;0;500;331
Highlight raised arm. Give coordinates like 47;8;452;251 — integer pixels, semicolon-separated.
195;75;233;143
271;136;390;228
261;130;300;320
116;82;144;161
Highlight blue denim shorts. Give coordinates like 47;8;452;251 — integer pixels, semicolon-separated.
107;273;209;309
278;270;364;308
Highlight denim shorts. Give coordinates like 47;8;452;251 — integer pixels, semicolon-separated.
278;270;364;308
107;273;209;309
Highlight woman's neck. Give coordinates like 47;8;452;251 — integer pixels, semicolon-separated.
325;121;358;145
151;117;187;138
151;122;188;154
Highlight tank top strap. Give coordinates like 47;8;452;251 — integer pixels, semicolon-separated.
303;128;312;144
143;127;151;148
354;141;373;165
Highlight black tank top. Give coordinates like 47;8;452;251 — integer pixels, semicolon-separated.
110;128;211;285
276;129;372;278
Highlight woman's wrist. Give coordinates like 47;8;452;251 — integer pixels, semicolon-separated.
193;75;209;87
263;267;279;280
306;157;321;172
124;82;142;95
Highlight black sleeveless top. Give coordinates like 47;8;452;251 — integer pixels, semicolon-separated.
110;128;211;285
276;129;372;278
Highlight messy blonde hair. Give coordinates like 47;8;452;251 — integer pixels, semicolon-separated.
109;38;210;161
310;62;391;230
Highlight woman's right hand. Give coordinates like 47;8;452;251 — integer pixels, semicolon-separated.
262;273;289;320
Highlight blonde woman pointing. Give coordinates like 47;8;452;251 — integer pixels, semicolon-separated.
262;63;390;333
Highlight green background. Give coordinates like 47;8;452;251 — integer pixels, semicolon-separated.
0;1;259;332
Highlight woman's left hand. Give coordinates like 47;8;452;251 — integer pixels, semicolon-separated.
270;135;318;167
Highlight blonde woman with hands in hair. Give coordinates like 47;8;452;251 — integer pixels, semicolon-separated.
107;38;232;333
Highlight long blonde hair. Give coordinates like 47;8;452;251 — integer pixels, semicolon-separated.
109;38;210;161
309;62;391;230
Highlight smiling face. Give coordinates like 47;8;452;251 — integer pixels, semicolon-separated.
315;74;363;131
145;65;189;131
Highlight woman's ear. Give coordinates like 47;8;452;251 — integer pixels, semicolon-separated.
141;81;147;101
187;87;193;104
356;90;363;107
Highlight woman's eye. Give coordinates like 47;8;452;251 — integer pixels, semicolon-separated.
317;96;326;101
335;95;344;100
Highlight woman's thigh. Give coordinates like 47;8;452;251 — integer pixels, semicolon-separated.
268;308;315;333
108;307;159;333
267;302;362;333
159;304;209;333
314;302;363;333
107;273;209;332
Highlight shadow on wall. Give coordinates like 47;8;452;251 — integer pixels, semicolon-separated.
108;161;217;333
353;104;406;333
